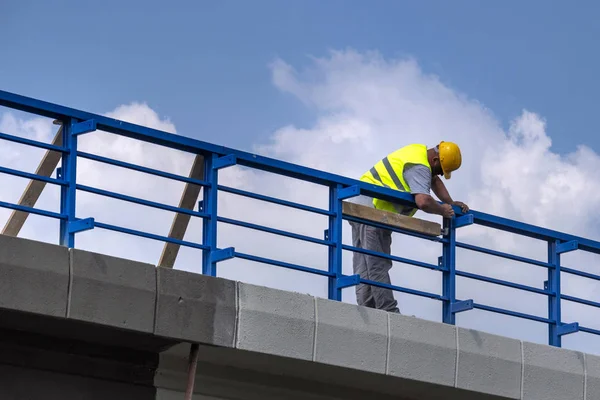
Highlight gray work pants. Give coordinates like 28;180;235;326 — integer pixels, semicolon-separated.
350;221;400;313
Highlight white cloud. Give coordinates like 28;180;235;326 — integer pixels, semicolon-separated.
1;49;599;354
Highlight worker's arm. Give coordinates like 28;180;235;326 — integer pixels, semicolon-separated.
414;193;454;218
431;175;469;213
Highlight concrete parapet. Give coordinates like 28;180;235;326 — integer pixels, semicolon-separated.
456;328;522;399
0;234;69;317
314;298;388;374
236;282;315;360
587;354;600;400
522;341;585;400
68;248;156;333
154;267;237;347
388;313;456;387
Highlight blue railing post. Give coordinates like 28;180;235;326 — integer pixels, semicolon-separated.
548;239;561;346
328;184;343;301
59;118;78;248
442;217;457;324
202;153;218;276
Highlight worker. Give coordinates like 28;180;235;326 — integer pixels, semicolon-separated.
348;141;469;313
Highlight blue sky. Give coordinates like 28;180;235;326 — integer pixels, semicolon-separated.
2;0;600;154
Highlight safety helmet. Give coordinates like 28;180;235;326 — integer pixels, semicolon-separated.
438;141;462;179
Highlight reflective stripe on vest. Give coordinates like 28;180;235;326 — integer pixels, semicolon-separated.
359;144;431;216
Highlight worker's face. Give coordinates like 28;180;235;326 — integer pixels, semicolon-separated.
431;157;443;176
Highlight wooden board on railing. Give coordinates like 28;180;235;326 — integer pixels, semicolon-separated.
342;201;442;237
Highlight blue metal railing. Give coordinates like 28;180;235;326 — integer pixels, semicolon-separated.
1;89;599;348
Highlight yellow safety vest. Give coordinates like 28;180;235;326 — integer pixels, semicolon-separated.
359;144;431;217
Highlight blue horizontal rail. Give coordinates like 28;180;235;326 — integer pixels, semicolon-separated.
218;184;334;216
0;165;66;186
78;151;210;187
342;244;444;271
1;88;599;349
218;216;332;246
77;184;210;219
94;221;208;251
456;270;552;296
456;241;551;269
0;130;68;153
0;199;66;220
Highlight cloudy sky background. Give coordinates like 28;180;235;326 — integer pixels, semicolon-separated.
2;1;600;355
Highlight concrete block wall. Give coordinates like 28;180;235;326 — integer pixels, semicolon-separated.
2;234;600;400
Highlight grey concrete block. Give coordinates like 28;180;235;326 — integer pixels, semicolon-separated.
67;249;156;333
387;314;456;387
456;328;522;399
314;298;387;374
0;235;69;317
236;282;315;360
155;267;236;346
586;353;600;400
523;341;585;400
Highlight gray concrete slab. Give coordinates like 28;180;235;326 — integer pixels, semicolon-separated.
387;314;456;387
154;267;236;346
0;235;69;317
456;328;522;399
586;353;600;400
236;282;315;361
522;341;585;400
67;249;156;333
314;298;387;374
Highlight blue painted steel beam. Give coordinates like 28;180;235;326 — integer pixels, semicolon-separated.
0;165;67;186
548;240;562;347
217;216;331;246
580;326;600;336
210;247;235;263
71;119;96;136
77;184;210;219
450;299;474;313
472;302;553;324
329;185;344;300
456;241;552;269
77;151;210;187
342;244;445;271
0;200;66;220
218;185;334;216
68;218;94;234
59;119;78;247
94;221;208;250
562;294;600;309
556;322;579;336
234;251;334;277
360;277;446;301
561;266;600;282
202;154;219;276
336;274;360;289
442;218;457;324
456;270;553;296
0;130;68;152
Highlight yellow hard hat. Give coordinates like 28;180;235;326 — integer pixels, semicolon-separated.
438;141;462;179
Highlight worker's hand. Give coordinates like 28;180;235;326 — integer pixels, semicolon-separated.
452;201;469;213
441;204;455;219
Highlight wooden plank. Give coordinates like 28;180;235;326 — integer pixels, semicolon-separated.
157;154;205;268
2;121;63;237
342;201;442;236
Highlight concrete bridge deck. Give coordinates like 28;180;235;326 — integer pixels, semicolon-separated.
1;233;598;399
